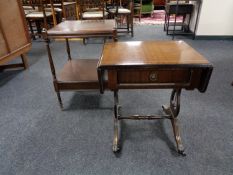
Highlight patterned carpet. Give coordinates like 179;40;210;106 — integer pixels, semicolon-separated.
134;10;183;25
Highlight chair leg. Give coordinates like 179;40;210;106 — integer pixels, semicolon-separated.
131;16;134;37
56;91;64;110
164;13;167;31
139;10;141;22
83;38;86;45
187;14;192;32
28;20;36;40
166;15;170;35
127;15;129;32
35;21;41;37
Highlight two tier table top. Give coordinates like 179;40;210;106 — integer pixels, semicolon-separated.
46;19;116;39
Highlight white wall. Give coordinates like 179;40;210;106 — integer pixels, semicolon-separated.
196;0;233;36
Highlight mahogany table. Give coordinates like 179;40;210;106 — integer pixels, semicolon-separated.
98;41;213;155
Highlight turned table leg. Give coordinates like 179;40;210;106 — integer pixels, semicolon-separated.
112;90;121;153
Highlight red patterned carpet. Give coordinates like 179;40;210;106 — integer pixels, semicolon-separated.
134;10;183;25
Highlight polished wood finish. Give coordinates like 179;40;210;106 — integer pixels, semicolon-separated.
43;33;101;109
77;0;106;20
98;41;212;92
99;41;210;66
57;59;100;90
98;41;213;154
47;19;117;40
117;68;191;83
58;59;98;82
0;0;31;69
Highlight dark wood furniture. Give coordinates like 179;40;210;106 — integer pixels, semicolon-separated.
43;19;116;109
50;0;77;20
44;20;117;40
164;0;202;39
133;0;142;21
62;1;77;20
154;0;165;6
97;41;213;155
23;0;77;39
107;0;134;37
0;0;31;70
24;0;54;39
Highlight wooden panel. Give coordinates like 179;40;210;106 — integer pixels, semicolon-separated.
0;0;28;53
0;27;8;58
117;68;191;84
0;0;31;67
57;59;99;82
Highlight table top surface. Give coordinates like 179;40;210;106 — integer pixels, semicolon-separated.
98;41;211;68
47;20;116;36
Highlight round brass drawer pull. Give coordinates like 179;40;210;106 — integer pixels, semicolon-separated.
149;72;157;81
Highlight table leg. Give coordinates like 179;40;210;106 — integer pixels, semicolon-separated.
65;39;72;60
162;89;185;156
113;29;118;42
113;90;121;152
56;91;63;110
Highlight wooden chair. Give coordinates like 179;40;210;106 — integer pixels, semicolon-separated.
24;0;55;39
44;0;63;23
49;0;78;20
77;0;108;20
22;0;37;15
133;0;142;21
164;0;194;35
107;0;134;36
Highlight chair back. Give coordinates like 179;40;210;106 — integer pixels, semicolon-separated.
77;0;106;19
26;0;56;27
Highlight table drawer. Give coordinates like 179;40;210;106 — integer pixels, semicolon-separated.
117;69;191;84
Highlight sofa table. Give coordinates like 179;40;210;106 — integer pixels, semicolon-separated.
97;41;213;155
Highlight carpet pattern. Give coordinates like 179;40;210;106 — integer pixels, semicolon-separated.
134;10;183;25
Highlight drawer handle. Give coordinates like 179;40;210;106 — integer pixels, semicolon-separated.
149;72;157;81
